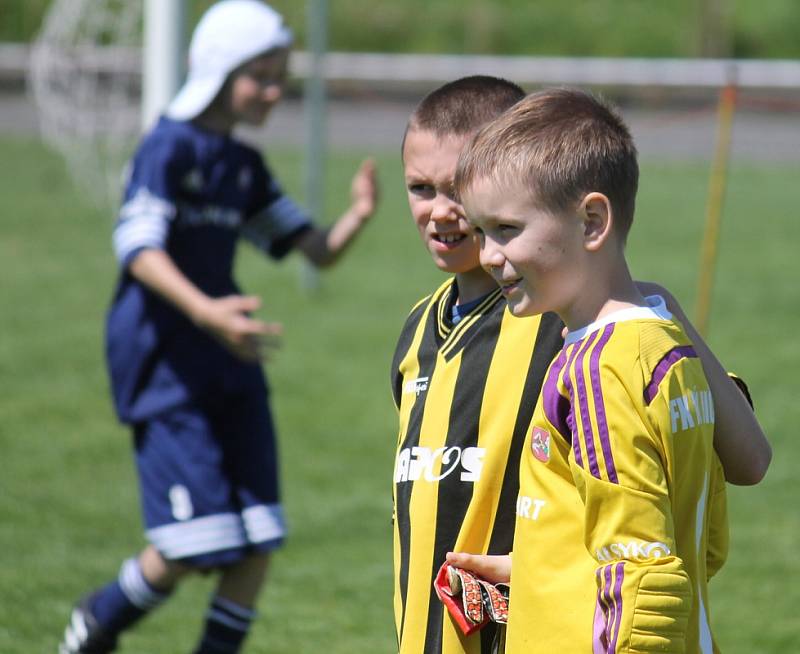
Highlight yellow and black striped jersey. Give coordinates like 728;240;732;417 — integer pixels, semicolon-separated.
507;296;728;654
391;277;563;654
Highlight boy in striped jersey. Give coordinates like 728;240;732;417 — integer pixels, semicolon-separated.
392;81;768;654
451;88;770;653
392;76;565;654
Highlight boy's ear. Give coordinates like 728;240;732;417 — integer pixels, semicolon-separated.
579;192;613;251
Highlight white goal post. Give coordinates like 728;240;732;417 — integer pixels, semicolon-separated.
142;0;185;131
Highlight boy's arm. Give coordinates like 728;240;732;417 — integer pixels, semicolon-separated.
705;456;729;580
128;249;281;362
293;158;378;267
636;282;771;485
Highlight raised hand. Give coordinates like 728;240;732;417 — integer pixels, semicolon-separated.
349;157;379;222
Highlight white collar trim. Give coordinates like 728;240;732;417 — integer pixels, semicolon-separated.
565;294;671;345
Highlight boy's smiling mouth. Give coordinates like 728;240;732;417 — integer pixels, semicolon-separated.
432;232;467;247
497;277;522;294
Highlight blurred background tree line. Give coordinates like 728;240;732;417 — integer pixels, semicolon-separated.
1;0;798;59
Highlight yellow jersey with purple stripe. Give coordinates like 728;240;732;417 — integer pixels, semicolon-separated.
507;296;728;654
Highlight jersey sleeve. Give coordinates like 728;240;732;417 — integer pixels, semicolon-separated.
569;360;691;654
241;161;313;259
112;138;184;267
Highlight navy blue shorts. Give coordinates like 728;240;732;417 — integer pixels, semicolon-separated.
133;391;286;568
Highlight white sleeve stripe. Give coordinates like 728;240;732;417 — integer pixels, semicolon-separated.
119;187;175;222
115;219;167;244
264;196;310;227
242;195;311;253
113;214;169;262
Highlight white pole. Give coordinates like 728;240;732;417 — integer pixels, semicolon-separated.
142;0;185;131
302;0;328;290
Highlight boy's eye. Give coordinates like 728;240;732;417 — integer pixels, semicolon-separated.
408;183;433;195
495;223;519;235
246;71;285;87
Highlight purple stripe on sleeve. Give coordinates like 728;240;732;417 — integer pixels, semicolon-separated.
609;562;625;654
604;564;616;654
574;332;603;479
593;570;608;654
643;345;698;405
589;324;619;483
542;350;572;442
561;341;585;467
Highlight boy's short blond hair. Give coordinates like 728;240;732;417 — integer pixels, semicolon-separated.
454;87;639;239
402;76;524;156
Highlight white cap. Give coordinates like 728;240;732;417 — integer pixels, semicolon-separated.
166;0;292;121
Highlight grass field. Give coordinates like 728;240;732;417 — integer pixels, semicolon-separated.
0;135;797;653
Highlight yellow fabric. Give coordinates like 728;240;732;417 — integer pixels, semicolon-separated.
392;278;562;654
508;305;728;654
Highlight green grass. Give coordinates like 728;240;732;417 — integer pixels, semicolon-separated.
0;135;797;652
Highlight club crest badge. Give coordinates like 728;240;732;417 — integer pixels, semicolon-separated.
531;427;551;463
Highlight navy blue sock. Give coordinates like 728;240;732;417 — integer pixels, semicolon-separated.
194;596;256;654
89;557;170;634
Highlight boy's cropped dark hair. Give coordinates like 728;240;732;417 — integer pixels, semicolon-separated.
402;75;525;154
455;87;640;240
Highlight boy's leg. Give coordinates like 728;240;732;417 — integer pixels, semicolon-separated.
193;552;271;654
216;550;271;605
59;546;185;653
190;389;284;653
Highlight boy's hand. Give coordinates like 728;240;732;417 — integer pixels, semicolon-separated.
446;552;512;585
294;158;378;267
194;295;282;363
350;158;378;222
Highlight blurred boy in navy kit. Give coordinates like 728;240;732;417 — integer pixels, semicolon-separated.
60;2;377;653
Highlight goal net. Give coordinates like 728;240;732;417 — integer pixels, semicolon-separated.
28;0;145;209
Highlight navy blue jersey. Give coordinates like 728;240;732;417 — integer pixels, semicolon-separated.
107;117;312;423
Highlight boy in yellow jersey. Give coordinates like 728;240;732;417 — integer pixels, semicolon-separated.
394;81;770;654
450;88;770;653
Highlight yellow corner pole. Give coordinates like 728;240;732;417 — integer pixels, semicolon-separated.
695;83;737;337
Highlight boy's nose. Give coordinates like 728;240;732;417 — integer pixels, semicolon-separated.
479;240;504;269
262;84;283;103
430;194;458;222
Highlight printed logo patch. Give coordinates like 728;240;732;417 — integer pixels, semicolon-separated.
531;427;551;463
403;376;429;396
183;168;204;192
